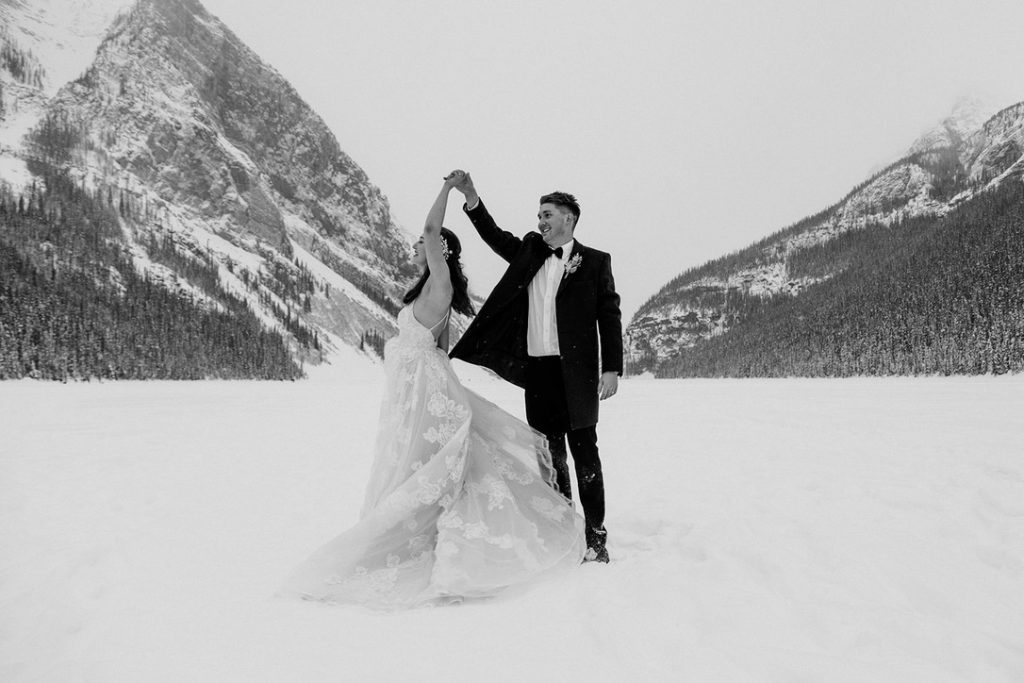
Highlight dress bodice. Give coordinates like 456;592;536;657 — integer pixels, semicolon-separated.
388;306;446;358
386;306;430;353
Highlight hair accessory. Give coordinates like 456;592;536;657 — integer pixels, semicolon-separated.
440;237;451;260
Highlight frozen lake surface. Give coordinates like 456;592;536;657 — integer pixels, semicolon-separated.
2;363;1023;681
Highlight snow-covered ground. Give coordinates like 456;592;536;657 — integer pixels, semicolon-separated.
2;363;1023;682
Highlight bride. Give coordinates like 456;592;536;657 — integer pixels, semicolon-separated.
280;173;586;609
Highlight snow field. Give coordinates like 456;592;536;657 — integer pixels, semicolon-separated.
2;369;1023;681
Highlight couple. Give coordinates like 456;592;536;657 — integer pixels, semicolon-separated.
281;171;623;609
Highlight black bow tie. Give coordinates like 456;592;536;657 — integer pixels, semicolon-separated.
549;247;564;259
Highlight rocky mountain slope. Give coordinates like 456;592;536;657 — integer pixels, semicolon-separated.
626;98;1024;376
1;0;418;378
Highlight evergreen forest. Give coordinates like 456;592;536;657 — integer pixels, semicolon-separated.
654;181;1024;377
0;168;303;380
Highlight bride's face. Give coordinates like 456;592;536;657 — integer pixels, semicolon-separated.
410;236;427;267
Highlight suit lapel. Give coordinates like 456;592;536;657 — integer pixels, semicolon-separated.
487;234;550;310
556;240;582;299
527;234;553;274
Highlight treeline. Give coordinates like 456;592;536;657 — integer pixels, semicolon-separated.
0;170;303;380
655;181;1024;377
24;111;87;165
1;29;45;89
310;236;402;316
360;329;387;358
635;199;844;318
146;232;323;353
634;148;988;320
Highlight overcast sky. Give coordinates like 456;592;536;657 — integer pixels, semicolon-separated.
202;0;1023;319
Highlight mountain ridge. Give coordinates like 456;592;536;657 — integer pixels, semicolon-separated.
626;98;1024;376
2;0;423;378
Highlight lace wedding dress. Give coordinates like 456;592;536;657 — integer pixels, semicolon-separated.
280;305;586;609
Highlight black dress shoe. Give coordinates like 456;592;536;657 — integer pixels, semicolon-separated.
584;526;609;563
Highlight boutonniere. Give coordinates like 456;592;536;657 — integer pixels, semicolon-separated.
563;253;583;278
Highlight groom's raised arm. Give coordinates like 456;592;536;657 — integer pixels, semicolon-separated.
464;199;522;264
450;170;522;263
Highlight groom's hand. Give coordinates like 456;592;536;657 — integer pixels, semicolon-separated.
447;169;473;191
445;169;478;207
443;169;466;189
598;372;619;400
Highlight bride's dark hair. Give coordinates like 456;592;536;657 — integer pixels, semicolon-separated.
402;227;475;316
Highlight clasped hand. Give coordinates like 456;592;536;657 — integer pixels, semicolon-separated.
444;169;474;194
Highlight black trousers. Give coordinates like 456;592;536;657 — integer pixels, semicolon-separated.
525;356;605;532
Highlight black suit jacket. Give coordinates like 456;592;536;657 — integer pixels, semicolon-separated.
450;199;623;430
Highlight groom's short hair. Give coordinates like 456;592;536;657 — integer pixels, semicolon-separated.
540;192;581;226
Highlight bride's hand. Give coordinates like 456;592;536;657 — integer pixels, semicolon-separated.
442;170;463;189
443;169;472;193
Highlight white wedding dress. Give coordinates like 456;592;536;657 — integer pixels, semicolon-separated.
280;305;586;609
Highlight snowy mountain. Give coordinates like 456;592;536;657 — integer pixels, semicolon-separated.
905;96;992;158
1;0;418;378
626;98;1024;377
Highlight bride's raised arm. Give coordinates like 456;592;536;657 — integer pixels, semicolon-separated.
415;174;462;323
421;189;450;279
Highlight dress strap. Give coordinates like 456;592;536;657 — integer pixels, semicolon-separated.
427;308;451;335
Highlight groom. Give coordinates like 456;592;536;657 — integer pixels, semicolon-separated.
447;171;622;563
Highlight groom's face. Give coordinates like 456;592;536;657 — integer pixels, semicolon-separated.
537;203;574;248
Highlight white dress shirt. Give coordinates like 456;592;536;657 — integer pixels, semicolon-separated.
527;239;574;357
464;196;572;358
